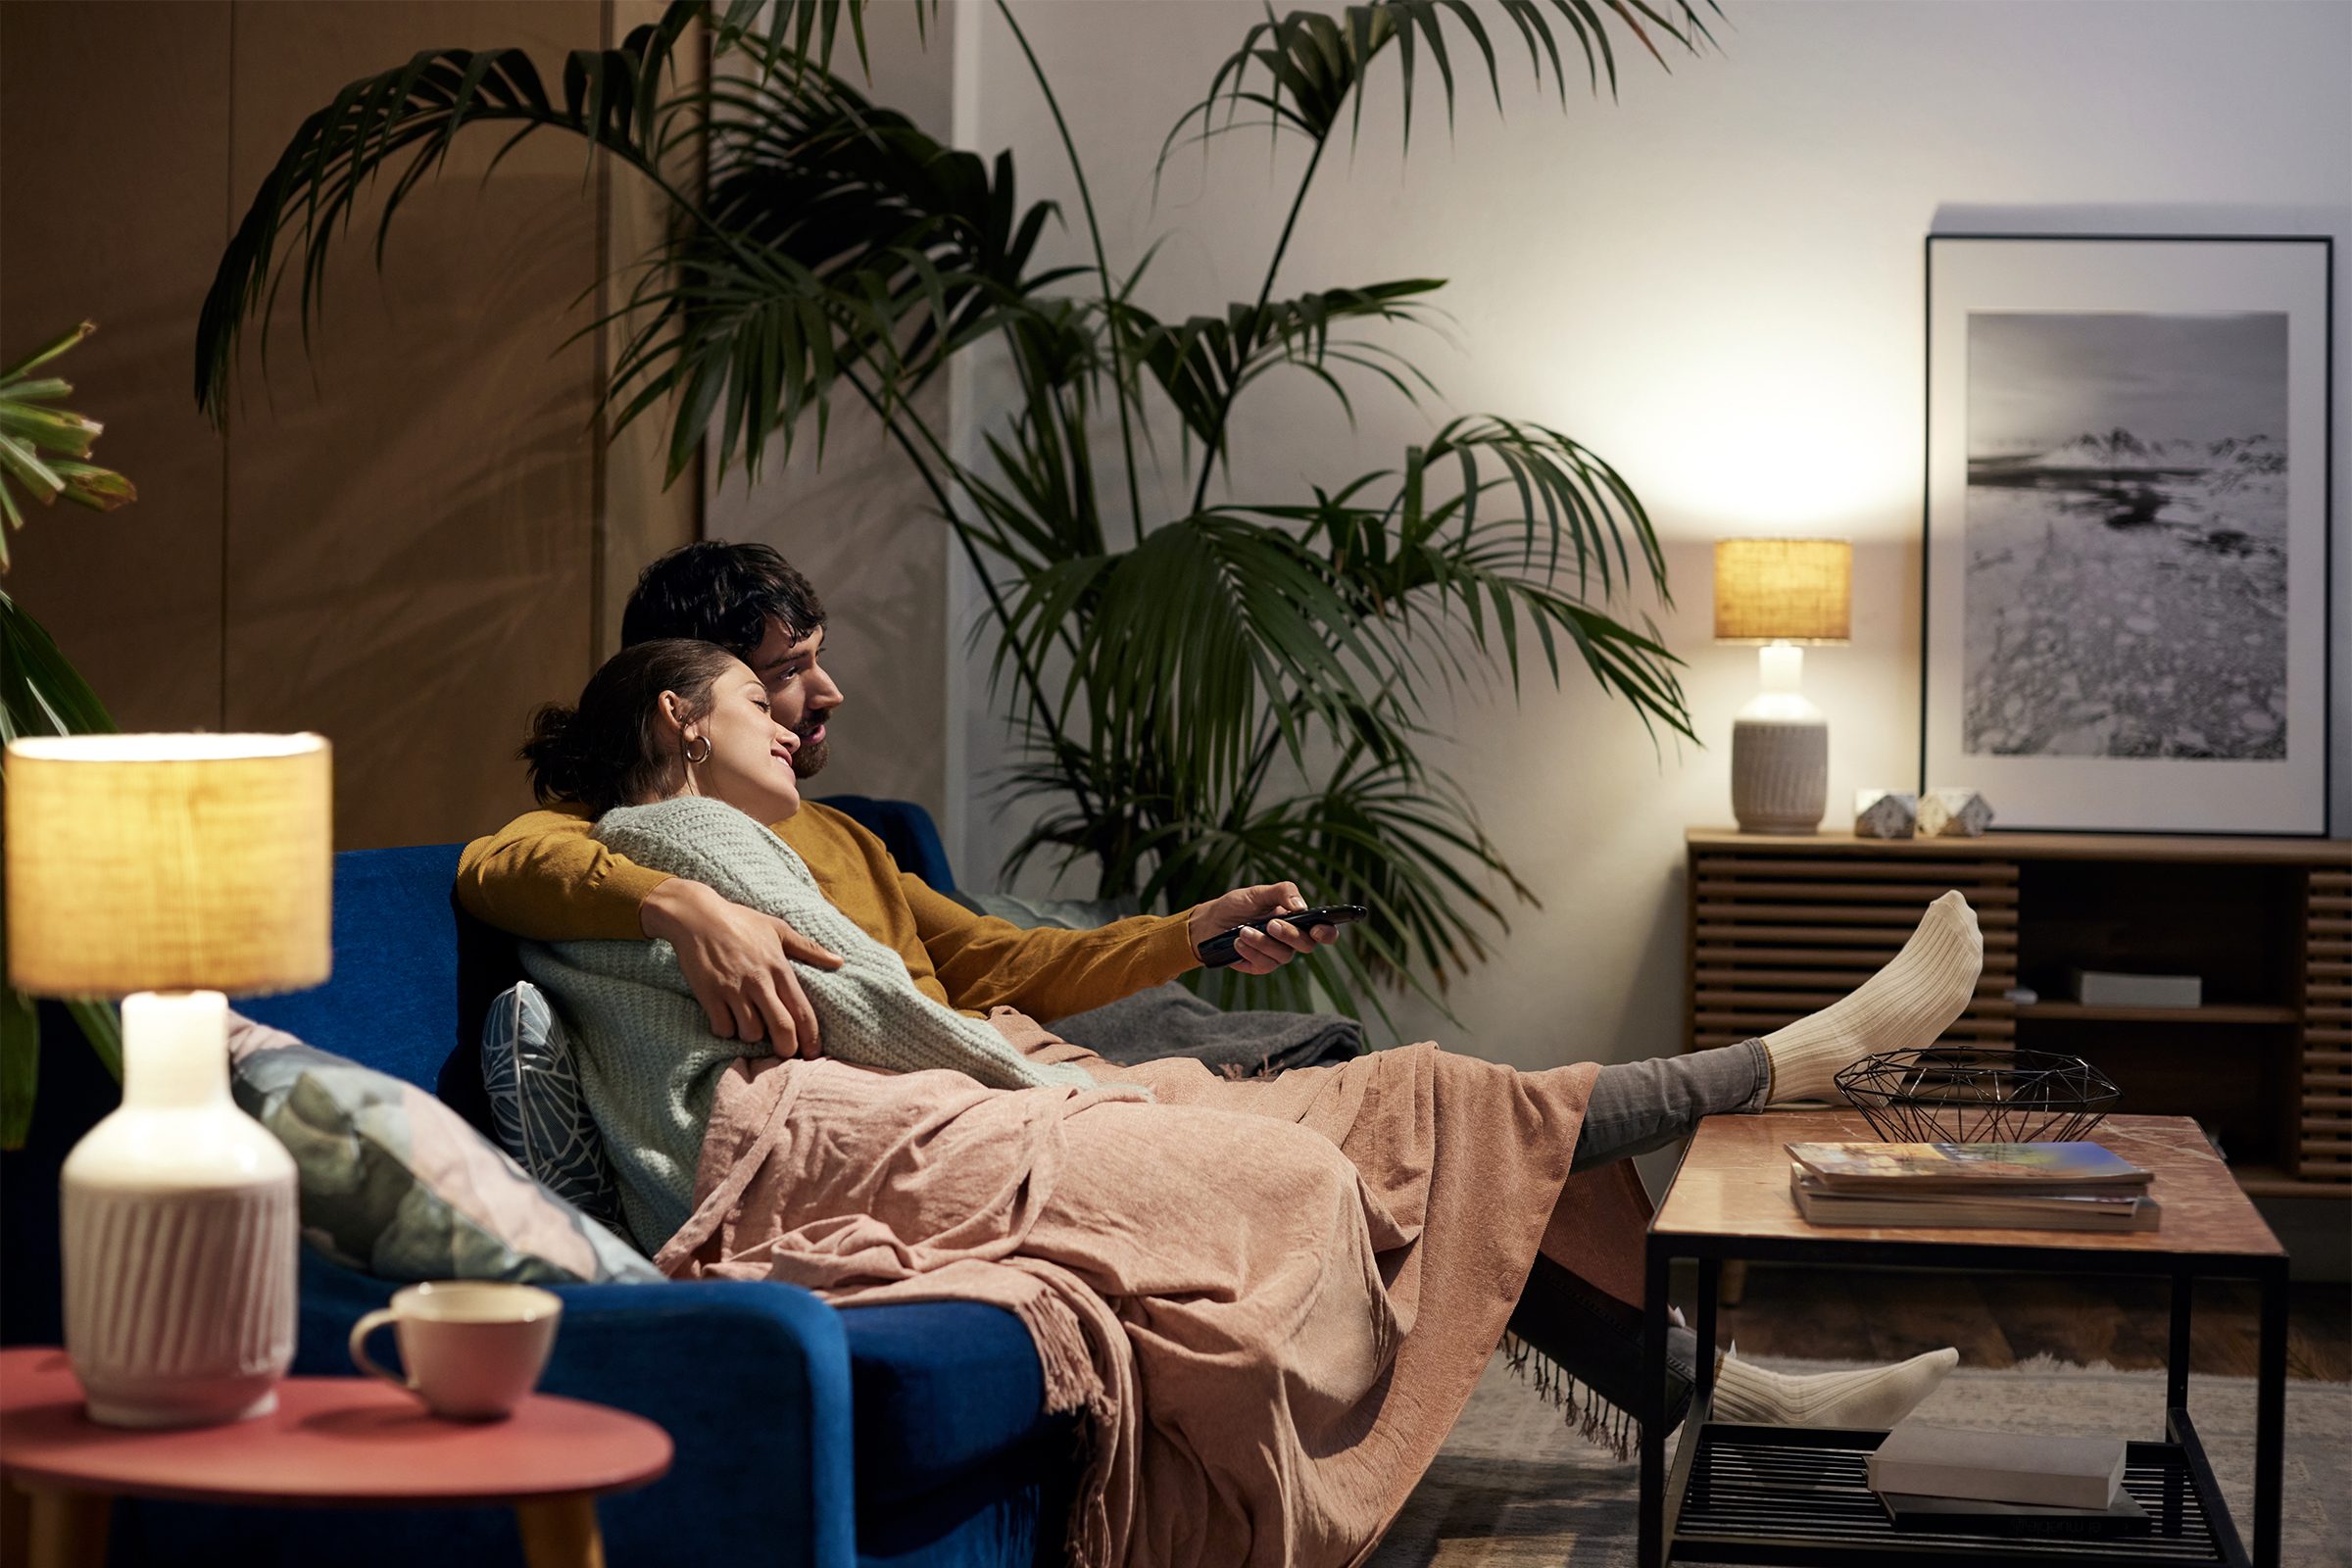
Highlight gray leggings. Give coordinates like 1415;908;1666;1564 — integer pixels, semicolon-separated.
1511;1038;1770;1430
1570;1037;1769;1173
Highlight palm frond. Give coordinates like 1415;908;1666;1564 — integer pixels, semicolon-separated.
1111;280;1444;468
623;74;1073;477
709;0;940;84
197;1;1061;493
196;3;711;419
0;589;115;745
1003;513;1411;805
0;327;133;1147
1219;416;1691;745
0;323;135;568
0;586;124;1147
1162;0;1719;171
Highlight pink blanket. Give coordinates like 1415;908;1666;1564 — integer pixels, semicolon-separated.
654;1010;1646;1568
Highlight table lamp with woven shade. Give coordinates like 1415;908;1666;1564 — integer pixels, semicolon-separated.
1714;540;1851;834
5;734;329;1427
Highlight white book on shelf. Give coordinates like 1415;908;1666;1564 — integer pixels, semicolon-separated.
2067;967;2202;1008
1866;1421;2126;1510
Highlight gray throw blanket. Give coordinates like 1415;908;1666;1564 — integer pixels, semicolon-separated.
947;890;1366;1078
1051;981;1364;1077
521;795;1096;1249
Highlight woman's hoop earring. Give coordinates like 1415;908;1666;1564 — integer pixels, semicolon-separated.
684;736;712;765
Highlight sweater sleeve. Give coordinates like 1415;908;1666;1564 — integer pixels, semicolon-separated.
453;806;673;942
903;870;1200;1020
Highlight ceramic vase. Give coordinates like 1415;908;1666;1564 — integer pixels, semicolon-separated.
1731;717;1828;834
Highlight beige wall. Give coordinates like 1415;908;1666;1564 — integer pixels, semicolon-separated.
1;1;696;851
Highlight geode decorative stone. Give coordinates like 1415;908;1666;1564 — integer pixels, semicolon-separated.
1919;786;1993;837
1853;789;1917;839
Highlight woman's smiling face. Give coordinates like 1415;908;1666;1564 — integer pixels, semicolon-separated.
678;656;803;823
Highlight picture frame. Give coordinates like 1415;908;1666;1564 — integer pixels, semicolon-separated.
1922;233;2333;835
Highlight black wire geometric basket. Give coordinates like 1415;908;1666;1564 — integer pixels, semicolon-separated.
1834;1048;2121;1143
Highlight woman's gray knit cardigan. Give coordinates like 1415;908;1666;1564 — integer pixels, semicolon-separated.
519;795;1097;1249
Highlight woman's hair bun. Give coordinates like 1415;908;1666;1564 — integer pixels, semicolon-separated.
520;702;591;805
515;639;742;814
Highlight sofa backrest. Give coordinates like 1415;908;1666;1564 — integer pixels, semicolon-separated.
239;843;466;1092
818;793;956;892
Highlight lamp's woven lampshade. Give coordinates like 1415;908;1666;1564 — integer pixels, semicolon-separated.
1713;539;1852;643
5;734;331;997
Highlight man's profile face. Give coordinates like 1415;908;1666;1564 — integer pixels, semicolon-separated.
746;618;842;777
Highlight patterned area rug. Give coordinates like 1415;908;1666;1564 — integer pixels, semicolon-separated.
1368;1351;2351;1566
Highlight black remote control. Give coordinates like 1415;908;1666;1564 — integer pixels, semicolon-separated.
1197;904;1368;968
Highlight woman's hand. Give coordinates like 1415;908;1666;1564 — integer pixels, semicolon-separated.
641;878;844;1056
1187;882;1343;976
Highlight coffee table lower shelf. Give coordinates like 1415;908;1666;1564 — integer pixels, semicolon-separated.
1664;1413;2237;1566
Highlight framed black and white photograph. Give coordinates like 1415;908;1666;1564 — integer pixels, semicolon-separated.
1923;234;2333;834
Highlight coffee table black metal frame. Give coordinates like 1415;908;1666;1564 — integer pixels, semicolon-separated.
1640;1200;2289;1566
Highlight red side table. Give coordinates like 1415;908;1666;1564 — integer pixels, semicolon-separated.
0;1347;671;1568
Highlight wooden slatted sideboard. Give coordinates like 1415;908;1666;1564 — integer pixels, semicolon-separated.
1686;829;2352;1199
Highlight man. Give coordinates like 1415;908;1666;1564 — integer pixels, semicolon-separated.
455;541;1341;1054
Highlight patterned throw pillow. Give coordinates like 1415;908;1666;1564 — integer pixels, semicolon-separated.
479;981;621;1226
227;1012;658;1286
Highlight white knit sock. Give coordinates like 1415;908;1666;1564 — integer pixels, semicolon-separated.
1712;1348;1959;1427
1761;891;1983;1103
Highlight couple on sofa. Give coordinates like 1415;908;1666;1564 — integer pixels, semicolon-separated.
459;541;1981;1567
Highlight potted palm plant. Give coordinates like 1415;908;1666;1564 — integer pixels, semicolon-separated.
2;320;139;1144
196;0;1711;1027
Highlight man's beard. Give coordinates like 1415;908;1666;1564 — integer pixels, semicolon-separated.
793;725;830;776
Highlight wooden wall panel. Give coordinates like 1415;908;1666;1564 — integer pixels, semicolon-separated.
0;2;231;733
594;0;704;660
6;1;710;849
221;2;605;849
2304;868;2352;1182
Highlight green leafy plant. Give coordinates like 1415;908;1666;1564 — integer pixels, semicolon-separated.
2;321;138;1147
196;0;1708;1029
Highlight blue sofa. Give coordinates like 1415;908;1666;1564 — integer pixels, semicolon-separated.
0;799;1072;1568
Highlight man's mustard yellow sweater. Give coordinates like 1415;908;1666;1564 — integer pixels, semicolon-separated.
454;801;1200;1020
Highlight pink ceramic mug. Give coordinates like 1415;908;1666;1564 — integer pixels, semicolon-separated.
348;1281;562;1420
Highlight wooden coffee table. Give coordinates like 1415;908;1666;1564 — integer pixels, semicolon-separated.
1641;1111;2287;1568
0;1347;672;1568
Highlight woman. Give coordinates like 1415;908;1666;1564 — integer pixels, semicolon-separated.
518;639;1976;1568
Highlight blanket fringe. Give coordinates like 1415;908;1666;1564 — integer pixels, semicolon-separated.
1011;1291;1114;1568
1012;1291;1102;1417
1499;1332;1638;1462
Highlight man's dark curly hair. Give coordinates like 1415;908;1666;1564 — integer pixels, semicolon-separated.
619;540;826;658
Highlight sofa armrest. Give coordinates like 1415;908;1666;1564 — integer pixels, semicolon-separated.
547;1280;857;1568
292;1252;856;1568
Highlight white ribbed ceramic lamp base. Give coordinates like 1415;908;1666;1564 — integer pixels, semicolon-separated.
1731;718;1828;835
64;1181;296;1427
59;991;297;1428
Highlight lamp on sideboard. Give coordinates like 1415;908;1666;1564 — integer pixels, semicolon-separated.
1713;539;1851;835
4;733;330;1427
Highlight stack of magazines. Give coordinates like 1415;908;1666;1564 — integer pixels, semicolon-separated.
1787;1142;2161;1232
